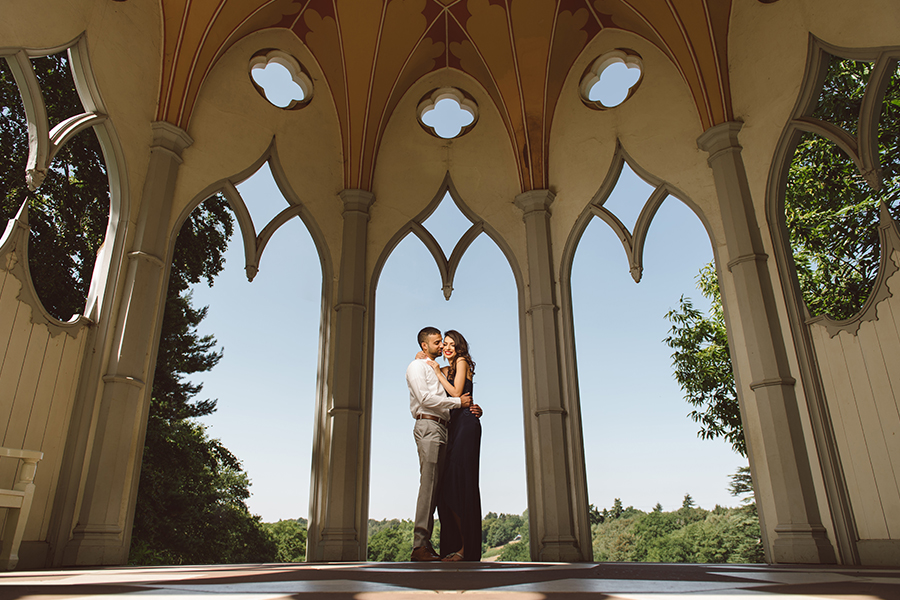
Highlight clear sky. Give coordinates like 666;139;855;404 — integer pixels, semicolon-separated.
188;62;745;525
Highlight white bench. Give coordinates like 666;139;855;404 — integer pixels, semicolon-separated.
0;447;42;570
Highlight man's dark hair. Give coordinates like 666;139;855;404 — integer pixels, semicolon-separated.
417;326;441;348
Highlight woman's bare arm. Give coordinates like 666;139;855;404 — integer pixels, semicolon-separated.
428;357;468;397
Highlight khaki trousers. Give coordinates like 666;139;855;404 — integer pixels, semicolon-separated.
413;418;447;549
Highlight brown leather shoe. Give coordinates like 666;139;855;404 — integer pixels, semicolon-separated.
411;546;441;561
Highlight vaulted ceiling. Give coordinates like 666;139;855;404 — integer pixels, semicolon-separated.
157;0;733;191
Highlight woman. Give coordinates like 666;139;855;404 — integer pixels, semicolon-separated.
427;330;482;562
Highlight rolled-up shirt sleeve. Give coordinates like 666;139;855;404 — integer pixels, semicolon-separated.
407;360;461;418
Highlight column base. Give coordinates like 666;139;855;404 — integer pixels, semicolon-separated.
62;525;128;566
537;535;588;562
317;527;363;562
771;524;836;564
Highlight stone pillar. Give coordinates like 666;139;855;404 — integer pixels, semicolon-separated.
62;122;191;565
515;189;591;562
697;122;836;564
307;189;373;562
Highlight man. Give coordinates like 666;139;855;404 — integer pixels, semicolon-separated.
407;326;474;561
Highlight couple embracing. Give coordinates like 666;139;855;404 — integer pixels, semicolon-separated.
406;327;483;562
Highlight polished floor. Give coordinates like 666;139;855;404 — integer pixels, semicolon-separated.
1;562;899;599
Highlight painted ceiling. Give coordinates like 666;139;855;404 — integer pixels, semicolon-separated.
157;0;733;191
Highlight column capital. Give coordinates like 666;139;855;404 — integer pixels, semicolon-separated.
697;121;743;157
514;189;555;216
150;121;193;160
339;189;375;215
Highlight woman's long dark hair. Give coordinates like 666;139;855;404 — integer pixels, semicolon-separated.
444;329;475;382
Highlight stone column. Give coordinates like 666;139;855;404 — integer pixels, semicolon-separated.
515;189;591;562
307;189;373;562
697;122;836;564
62;122;191;565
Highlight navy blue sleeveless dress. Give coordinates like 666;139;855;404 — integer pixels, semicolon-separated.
438;373;482;560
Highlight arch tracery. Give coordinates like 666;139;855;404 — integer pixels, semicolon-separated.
0;35;128;326
769;38;900;334
172;141;333;286
371;173;518;302
561;143;709;286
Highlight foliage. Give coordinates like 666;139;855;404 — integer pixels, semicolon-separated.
482;512;525;548
591;499;763;563
729;466;755;503
367;519;415;562
0;52;108;321
592;515;640;562
130;416;276;565
263;519;308;562
786;57;900;320
664;263;745;456
498;526;530;561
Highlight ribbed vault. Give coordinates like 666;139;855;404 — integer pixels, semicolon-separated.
158;0;733;191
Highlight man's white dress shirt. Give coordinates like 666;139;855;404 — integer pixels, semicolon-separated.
407;358;460;420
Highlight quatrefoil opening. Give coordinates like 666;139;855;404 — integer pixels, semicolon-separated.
249;50;313;110
417;87;478;139
580;49;643;110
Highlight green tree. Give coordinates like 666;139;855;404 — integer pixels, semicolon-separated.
729;466;755;502
367;519;415;561
592;500;763;564
485;513;524;548
592;515;640;562
630;510;679;561
498;526;530;561
664;263;744;456
263;519;308;562
682;493;695;509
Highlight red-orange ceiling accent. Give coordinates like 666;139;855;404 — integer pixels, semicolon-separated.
157;0;733;191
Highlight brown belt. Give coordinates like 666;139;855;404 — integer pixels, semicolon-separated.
416;414;448;428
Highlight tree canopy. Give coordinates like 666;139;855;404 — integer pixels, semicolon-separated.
786;56;900;320
591;498;763;563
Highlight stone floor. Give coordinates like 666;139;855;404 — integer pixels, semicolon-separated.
1;562;898;599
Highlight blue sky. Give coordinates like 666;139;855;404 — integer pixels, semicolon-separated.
188;63;744;524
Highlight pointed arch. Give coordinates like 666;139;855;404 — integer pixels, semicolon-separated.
171;139;334;289
369;172;523;303
556;143;715;528
559;143;714;289
362;171;527;538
